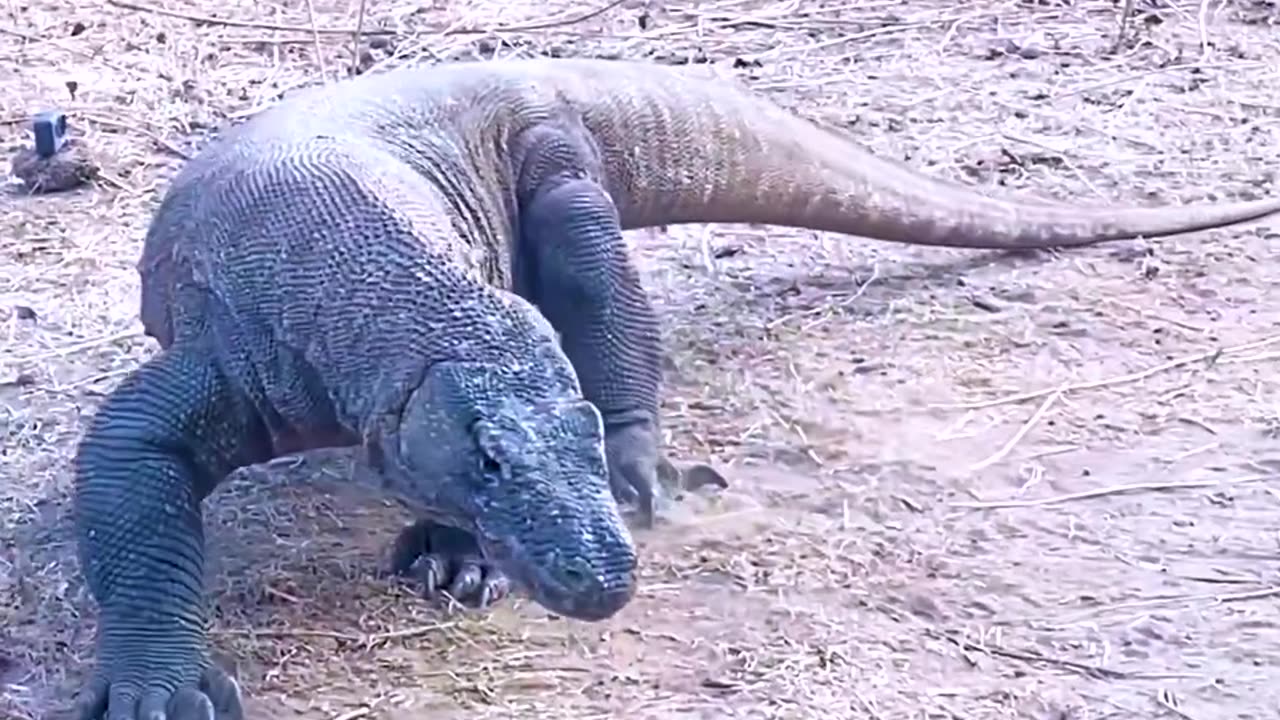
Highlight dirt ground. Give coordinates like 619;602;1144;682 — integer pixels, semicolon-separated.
3;0;1279;718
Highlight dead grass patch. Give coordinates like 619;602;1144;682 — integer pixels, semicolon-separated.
3;0;1279;718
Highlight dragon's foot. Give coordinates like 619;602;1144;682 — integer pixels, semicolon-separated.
603;420;662;526
606;419;728;528
74;651;241;720
389;519;512;609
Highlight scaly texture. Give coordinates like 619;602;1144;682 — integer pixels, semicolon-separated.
72;57;1280;719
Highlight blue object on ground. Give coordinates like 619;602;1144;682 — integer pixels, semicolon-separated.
32;110;69;158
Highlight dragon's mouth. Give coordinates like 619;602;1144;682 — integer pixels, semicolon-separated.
480;537;636;622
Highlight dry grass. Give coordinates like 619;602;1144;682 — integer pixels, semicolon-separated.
3;0;1280;718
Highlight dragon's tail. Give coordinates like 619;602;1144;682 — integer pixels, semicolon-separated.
548;60;1280;249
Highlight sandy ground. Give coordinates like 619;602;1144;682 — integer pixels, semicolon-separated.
3;0;1279;718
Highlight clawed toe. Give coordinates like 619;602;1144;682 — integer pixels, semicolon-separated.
199;664;244;718
71;663;241;720
152;688;216;720
388;519;511;609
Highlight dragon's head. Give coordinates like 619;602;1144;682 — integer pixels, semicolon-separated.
375;359;638;622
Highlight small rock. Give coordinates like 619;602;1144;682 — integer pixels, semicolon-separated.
969;294;1002;313
997;288;1038;304
1;372;36;388
354;48;377;75
683;463;728;491
657;458;729;494
904;591;947;622
986;31;1048;60
1129;616;1167;642
0;651;20;685
9;138;99;194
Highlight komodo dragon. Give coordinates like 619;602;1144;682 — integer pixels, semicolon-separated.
70;56;1280;720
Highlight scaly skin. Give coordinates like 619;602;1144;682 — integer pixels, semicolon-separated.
73;57;1280;719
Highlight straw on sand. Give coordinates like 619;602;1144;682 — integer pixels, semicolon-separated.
2;0;1278;718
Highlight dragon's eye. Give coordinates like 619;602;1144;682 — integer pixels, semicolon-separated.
481;455;502;476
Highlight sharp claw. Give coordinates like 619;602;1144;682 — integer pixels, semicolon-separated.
483;573;511;607
74;676;110;720
603;420;662;526
138;689;170;720
389;522;430;577
386;520;516;612
167;687;216;720
200;666;244;719
635;478;655;528
418;563;436;598
610;474;639;505
107;682;143;720
390;550;418;577
655;456;681;490
419;555;445;598
448;563;484;602
618;460;656;528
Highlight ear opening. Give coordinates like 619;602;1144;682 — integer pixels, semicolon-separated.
392;364;487;477
472;418;507;462
557;400;605;438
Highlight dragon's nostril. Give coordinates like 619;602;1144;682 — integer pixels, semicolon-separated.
561;560;598;592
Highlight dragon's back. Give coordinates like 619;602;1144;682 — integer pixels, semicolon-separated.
134;57;754;344
134;79;549;426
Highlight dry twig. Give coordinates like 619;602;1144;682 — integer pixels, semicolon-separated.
1195;0;1213;59
928;628;1129;680
302;0;329;83
105;0;628;36
954;473;1276;510
1114;0;1135;52
967;384;1065;472
938;335;1280;411
350;0;369;77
